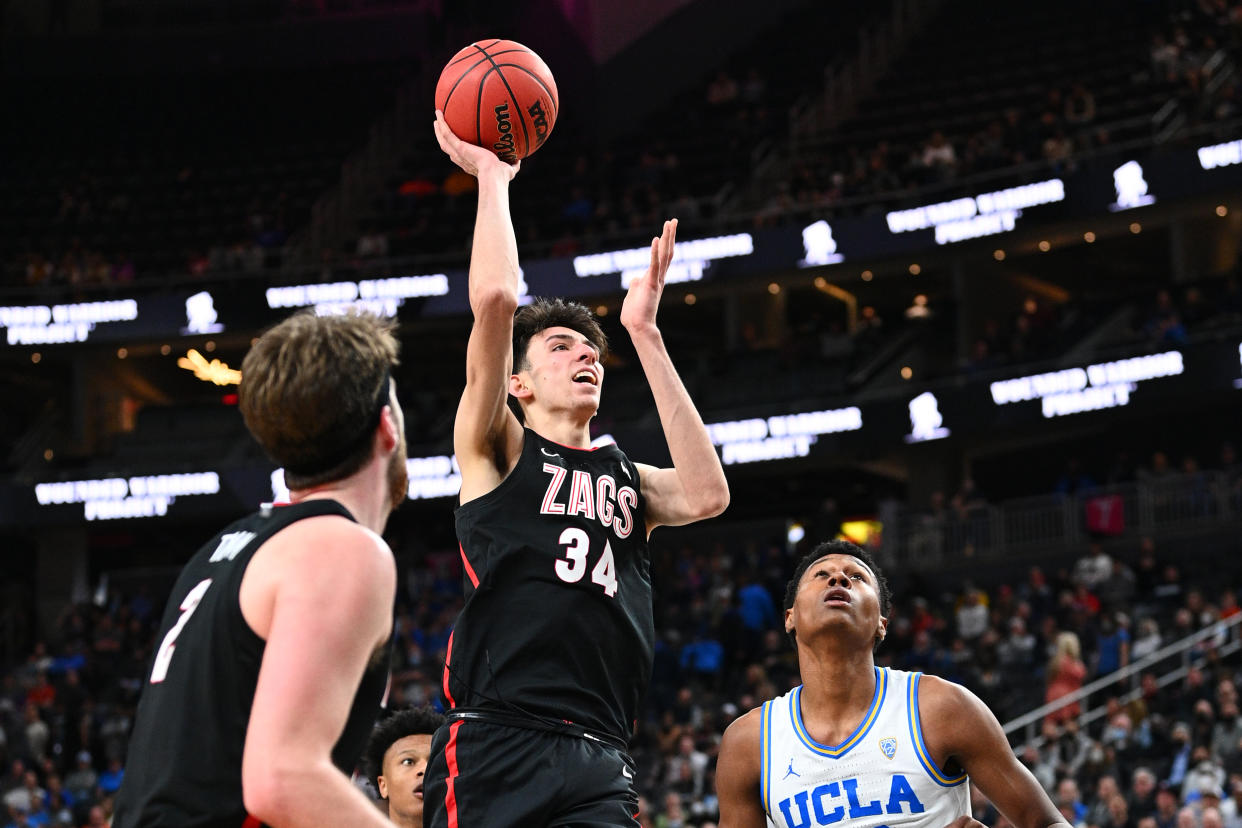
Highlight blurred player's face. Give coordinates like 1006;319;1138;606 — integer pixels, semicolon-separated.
385;381;408;513
513;326;603;419
378;733;433;824
786;554;886;650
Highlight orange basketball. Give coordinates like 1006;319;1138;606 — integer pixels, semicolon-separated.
435;39;559;163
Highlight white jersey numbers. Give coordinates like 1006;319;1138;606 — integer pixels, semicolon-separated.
555;527;619;598
149;578;213;684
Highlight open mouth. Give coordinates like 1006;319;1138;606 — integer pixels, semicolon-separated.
823;587;852;605
573;370;598;385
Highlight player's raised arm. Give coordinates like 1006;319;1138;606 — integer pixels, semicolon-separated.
433;111;525;499
240;518;396;828
919;675;1070;828
716;709;768;828
624;218;730;533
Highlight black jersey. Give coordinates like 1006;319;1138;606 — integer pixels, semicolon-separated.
114;500;390;828
445;429;653;742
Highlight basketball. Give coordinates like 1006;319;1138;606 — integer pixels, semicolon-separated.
435;39;559;163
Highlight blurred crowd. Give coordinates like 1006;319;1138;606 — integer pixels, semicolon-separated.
2;497;1239;827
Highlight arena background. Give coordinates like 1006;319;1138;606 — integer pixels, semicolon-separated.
2;0;1242;825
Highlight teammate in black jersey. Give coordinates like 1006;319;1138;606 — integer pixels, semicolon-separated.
114;312;407;828
424;112;730;826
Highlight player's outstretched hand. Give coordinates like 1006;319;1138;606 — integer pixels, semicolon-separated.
621;218;677;334
942;816;988;828
433;110;519;181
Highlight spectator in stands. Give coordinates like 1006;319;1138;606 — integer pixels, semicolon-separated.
1065;83;1098;126
1047;631;1088;724
920;130;958;181
705;70;738;107
1132;769;1160;820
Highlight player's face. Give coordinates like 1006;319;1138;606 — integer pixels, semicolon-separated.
515;326;603;415
785;554;886;648
378;733;433;822
385;380;408;513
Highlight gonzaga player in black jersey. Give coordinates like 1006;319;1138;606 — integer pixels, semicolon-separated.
114;312;407;828
425;111;730;827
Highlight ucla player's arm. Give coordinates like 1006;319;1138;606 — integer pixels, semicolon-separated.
238;517;396;828
918;676;1068;828
717;708;768;828
435;110;526;504
622;219;729;534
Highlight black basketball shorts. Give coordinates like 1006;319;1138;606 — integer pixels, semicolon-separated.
423;712;641;827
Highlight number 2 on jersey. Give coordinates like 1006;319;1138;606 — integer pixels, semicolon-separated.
555;527;618;597
150;578;213;683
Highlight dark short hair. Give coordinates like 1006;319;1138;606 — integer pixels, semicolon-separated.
364;706;446;791
512;297;608;374
783;540;891;650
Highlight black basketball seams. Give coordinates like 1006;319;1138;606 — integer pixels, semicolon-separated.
440;56;492;115
493;63;559;120
445;46;527;69
470;46;531;157
474;67;497;148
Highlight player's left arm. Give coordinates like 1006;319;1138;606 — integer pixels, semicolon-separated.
919;675;1069;828
622;218;729;533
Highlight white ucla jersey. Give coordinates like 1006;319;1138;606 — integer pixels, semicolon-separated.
761;667;970;828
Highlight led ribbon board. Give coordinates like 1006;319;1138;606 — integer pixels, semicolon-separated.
265;274;450;317
989;351;1184;418
34;472;221;521
885;179;1065;245
705;407;863;465
573;233;754;288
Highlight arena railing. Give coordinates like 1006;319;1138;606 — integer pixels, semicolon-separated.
890;471;1242;570
1003;611;1242;747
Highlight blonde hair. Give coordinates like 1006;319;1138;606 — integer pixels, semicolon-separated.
240;311;399;490
1052;631;1081;665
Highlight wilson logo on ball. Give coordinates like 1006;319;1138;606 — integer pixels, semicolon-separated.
493;103;517;163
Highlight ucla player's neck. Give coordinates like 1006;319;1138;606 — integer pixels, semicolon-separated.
795;648;878;744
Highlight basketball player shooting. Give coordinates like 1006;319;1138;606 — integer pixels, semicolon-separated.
114;312;406;828
715;540;1069;828
423;111;730;826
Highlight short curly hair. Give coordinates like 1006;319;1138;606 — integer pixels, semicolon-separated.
364;706;446;791
782;539;891;651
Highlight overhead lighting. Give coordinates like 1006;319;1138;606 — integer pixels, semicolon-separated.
31;352;41;364
117;347;128;359
901;366;913;380
684;293;697;305
908;264;921;276
993;249;1006;261
768;282;781;295
178;349;242;386
1038;240;1051;252
1084;231;1096;243
1217;205;1228;217
861;270;874;281
1130;222;1142;234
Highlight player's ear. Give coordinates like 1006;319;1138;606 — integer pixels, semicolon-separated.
378;404;399;454
509;372;532;401
784;606;795;636
377;774;388;800
876;614;888;643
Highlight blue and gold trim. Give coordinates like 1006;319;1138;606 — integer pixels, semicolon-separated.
789;667;888;758
760;699;774;819
907;672;968;787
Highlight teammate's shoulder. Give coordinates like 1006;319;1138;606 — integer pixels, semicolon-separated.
268;511;391;564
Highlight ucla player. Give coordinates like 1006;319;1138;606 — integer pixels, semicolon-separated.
423;112;730;827
717;540;1068;828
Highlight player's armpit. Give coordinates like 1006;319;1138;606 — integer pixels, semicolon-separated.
918;676;1068;828
716;709;768;828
